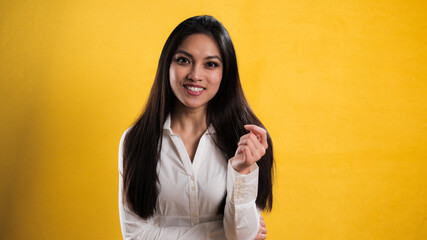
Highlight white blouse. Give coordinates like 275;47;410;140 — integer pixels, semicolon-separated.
118;115;261;240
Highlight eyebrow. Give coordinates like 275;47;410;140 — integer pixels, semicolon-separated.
174;50;223;63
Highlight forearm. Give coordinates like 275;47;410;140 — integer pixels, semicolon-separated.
119;205;224;240
223;161;260;240
120;220;186;240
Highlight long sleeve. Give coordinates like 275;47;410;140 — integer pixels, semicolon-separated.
118;129;186;239
118;129;224;240
119;176;188;239
223;161;261;240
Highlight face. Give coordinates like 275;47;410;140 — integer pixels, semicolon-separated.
169;34;223;111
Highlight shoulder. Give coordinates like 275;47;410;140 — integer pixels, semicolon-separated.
118;126;133;172
120;126;135;145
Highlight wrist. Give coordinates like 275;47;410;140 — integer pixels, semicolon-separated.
230;157;254;175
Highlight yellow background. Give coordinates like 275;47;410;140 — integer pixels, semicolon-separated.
1;0;426;239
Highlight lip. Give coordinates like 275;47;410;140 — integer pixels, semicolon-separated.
184;84;206;89
183;84;205;96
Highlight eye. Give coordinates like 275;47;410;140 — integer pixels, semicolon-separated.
176;57;190;64
206;62;219;68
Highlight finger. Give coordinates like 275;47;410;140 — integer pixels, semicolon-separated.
256;226;267;240
237;134;250;147
247;134;265;161
248;126;268;150
237;133;256;147
239;134;250;142
237;136;249;146
260;219;266;228
243;145;253;163
245;137;258;162
244;125;268;149
251;135;266;158
261;227;267;234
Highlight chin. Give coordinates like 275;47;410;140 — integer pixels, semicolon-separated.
185;103;206;109
181;100;207;109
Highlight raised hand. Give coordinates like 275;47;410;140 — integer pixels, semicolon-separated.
231;124;268;174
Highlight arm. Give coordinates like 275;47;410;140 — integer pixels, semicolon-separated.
118;129;186;240
119;177;187;239
223;161;261;240
118;129;224;240
223;125;269;240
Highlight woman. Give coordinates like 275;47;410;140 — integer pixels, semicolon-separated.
119;15;274;240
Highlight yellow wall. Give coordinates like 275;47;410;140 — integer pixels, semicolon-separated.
1;0;426;239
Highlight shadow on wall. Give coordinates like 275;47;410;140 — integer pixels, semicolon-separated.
0;63;48;237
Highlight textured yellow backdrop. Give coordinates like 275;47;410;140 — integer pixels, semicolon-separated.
1;0;426;239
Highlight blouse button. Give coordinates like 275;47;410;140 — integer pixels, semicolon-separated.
191;186;196;191
191;176;195;181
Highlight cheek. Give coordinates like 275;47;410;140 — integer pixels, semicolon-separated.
169;68;180;98
169;67;177;84
170;66;187;85
212;71;222;88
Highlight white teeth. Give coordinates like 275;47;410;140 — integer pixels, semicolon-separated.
185;85;204;92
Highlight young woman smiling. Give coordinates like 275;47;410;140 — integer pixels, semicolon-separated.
119;15;274;240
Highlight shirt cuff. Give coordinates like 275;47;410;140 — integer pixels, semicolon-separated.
227;160;259;205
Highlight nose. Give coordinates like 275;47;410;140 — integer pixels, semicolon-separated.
188;64;203;81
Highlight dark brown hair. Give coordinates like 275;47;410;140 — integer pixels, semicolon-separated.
122;15;274;219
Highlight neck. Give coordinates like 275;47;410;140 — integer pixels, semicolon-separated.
171;102;208;136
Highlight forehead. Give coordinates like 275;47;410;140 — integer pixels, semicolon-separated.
176;34;221;57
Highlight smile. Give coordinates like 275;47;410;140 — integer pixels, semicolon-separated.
184;84;205;96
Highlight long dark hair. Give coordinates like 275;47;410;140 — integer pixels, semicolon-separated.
122;15;274;219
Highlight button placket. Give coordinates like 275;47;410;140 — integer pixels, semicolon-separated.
188;135;207;226
189;173;199;226
172;135;199;226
